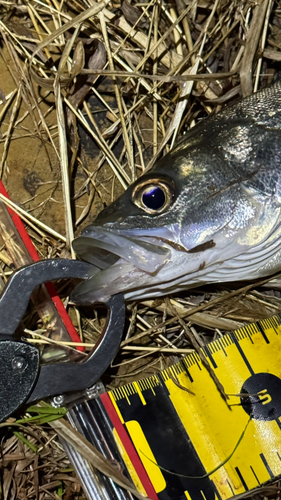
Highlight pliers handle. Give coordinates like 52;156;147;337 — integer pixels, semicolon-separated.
0;259;125;422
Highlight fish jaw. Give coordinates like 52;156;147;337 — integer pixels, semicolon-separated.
71;195;281;304
71;225;173;304
70;232;237;303
71;223;193;303
72;225;171;273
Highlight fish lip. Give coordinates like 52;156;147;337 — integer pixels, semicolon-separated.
72;226;171;273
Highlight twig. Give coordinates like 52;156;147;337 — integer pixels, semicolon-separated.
0;194;66;242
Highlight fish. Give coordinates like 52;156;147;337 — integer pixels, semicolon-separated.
71;78;281;304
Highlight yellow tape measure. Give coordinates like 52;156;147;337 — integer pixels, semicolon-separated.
104;314;281;500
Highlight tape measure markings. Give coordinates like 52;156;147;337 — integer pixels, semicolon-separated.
249;465;260;485
101;392;159;500
256;323;269;343
260;454;274;478
104;313;281;499
229;332;255;376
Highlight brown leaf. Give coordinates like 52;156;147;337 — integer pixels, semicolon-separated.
68;40;107;111
71;41;85;79
121;1;149;28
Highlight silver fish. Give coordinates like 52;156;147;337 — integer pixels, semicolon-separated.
71;79;281;303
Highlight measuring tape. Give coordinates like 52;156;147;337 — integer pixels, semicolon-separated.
99;313;281;500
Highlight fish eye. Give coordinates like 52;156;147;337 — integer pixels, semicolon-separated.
132;179;174;214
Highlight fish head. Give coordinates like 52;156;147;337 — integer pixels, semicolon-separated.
71;144;247;303
71;80;281;303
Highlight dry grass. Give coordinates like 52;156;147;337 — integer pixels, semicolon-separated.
0;0;281;498
0;422;83;500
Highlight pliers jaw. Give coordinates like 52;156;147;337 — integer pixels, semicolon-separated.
0;259;125;422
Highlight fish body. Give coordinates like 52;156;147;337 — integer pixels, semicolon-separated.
72;79;281;303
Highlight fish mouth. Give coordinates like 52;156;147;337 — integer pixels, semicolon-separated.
72;226;170;272
71;221;281;304
71;226;171;304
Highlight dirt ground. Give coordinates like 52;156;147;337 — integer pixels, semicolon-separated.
0;49;112;242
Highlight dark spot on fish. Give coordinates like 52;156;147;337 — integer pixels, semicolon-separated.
188;240;216;253
153;237;189;253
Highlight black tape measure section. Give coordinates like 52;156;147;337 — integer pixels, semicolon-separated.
117;376;221;500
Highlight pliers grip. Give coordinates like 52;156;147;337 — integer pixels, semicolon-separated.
0;259;125;421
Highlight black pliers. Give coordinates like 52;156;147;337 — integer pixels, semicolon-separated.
0;259;125;422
